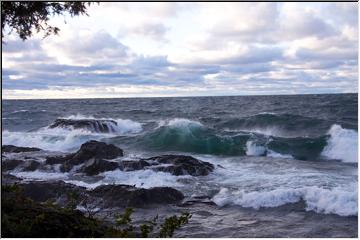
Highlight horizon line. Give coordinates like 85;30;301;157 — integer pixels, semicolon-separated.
2;92;358;101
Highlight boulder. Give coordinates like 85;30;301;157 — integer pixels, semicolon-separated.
46;141;123;173
144;155;214;176
79;158;119;176
90;184;184;208
2;145;41;153
69;140;123;162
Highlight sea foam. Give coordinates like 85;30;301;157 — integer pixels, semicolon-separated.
322;124;358;163
212;185;358;216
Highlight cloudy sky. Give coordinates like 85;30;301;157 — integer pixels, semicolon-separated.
2;2;358;99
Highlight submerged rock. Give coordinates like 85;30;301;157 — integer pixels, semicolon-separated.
2;145;41;153
144;155;214;176
116;155;214;176
90;184;184;208
49;118;118;133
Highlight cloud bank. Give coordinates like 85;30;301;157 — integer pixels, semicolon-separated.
2;2;358;99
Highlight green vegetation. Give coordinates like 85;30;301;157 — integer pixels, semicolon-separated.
1;184;191;238
1;2;95;41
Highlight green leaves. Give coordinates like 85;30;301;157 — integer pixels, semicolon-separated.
1;2;95;41
159;212;192;238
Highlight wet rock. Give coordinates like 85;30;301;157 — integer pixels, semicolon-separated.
2;159;25;171
46;141;123;172
2;145;41;153
118;160;153;171
49;118;118;133
79;158;119;176
45;155;72;165
90;184;184;208
23;160;41;171
1;173;22;185
69;140;123;162
145;155;214;176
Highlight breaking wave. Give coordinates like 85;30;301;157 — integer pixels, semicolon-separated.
212;185;358;217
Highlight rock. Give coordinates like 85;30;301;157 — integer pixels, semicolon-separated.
118;160;153;171
90;184;184;208
79;158;119;176
45;155;72;165
2;173;22;185
69;140;123;163
2;145;41;153
2;159;24;171
23;160;41;171
19;181;87;203
46;141;123;172
49;118;118;133
144;155;214;176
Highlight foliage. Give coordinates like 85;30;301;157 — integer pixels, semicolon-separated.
1;2;95;41
1;184;192;238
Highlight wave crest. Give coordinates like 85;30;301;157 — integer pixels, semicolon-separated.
212;185;358;217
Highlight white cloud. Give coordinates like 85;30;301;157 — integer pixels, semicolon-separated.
2;2;358;99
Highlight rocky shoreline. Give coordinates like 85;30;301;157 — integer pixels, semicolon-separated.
1;140;217;237
1;141;358;238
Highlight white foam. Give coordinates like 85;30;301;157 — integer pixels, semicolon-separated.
99;169;186;189
167;118;204;128
2;128;99;152
212;185;357;216
57;114;142;135
246;140;266;156
12;170;69;181
267;150;293;159
2;115;142;151
322;124;358;163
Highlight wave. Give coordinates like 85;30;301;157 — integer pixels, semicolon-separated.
212;185;357;217
2;115;142;152
138;118;249;155
216;113;331;138
136;119;356;162
321;124;358;163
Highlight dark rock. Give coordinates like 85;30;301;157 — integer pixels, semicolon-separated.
2;159;24;171
19;181;86;203
47;141;123;172
70;140;123;162
1;173;22;185
2;145;41;153
45;155;73;165
90;184;184;208
118;160;153;171
144;155;214;176
49;118;118;133
23;160;41;171
79;158;119;176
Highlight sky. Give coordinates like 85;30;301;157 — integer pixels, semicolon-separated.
2;2;358;99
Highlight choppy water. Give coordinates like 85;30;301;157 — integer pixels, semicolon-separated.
2;94;358;224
